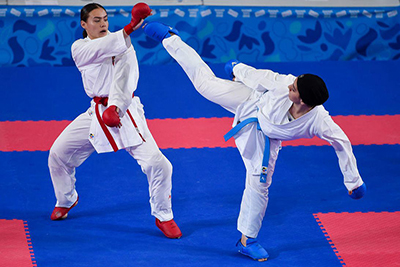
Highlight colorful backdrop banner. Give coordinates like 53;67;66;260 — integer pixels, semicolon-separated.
0;5;399;67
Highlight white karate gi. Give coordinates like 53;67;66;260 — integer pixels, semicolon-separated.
48;30;174;222
162;35;364;238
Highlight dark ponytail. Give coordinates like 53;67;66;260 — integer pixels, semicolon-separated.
80;3;107;38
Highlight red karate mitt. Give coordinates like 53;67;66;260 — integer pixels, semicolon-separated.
124;3;152;35
102;105;122;128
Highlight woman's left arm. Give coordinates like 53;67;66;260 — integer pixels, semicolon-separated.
233;63;296;93
318;117;364;191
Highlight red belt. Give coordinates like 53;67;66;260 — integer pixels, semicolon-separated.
93;96;145;152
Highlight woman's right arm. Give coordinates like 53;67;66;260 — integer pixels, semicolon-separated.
72;29;130;68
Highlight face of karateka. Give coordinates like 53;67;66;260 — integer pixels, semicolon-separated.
288;77;302;104
81;8;108;39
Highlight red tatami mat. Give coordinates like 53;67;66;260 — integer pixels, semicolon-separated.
314;212;400;267
0;219;36;267
1;115;399;151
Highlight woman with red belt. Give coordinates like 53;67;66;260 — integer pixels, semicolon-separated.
48;3;182;239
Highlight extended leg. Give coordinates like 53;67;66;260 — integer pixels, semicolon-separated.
162;35;252;113
143;22;252;114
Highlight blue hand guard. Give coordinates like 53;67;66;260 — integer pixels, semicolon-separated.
224;59;240;80
349;182;366;199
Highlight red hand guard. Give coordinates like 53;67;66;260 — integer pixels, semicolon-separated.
124;3;152;35
102;105;122;128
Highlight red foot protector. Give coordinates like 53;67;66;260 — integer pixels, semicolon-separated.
314;212;400;267
0;219;36;267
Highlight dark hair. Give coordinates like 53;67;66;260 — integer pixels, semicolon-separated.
297;74;329;106
80;3;107;38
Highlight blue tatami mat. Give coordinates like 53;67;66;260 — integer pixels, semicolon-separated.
0;144;398;266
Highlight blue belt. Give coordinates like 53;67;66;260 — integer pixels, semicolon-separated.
224;117;270;183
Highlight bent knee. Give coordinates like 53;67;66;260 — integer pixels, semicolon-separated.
141;152;172;174
48;146;66;168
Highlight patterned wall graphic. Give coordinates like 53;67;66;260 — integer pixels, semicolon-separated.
0;5;399;67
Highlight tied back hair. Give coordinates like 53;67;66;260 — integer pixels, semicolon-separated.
80;3;106;38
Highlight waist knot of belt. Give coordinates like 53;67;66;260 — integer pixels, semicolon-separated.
93;96;108;106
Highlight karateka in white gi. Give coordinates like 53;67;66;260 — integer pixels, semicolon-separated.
48;3;182;239
142;21;366;260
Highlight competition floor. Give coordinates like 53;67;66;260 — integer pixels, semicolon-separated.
1;60;400;267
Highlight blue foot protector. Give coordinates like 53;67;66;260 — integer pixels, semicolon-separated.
143;21;179;42
349;182;366;199
224;59;240;80
236;237;269;261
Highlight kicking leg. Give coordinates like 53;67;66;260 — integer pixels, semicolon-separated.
144;22;252;114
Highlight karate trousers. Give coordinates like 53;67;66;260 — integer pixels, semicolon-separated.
163;35;281;238
48;104;174;222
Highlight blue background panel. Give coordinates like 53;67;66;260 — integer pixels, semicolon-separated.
1;5;400;67
2;60;400;122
